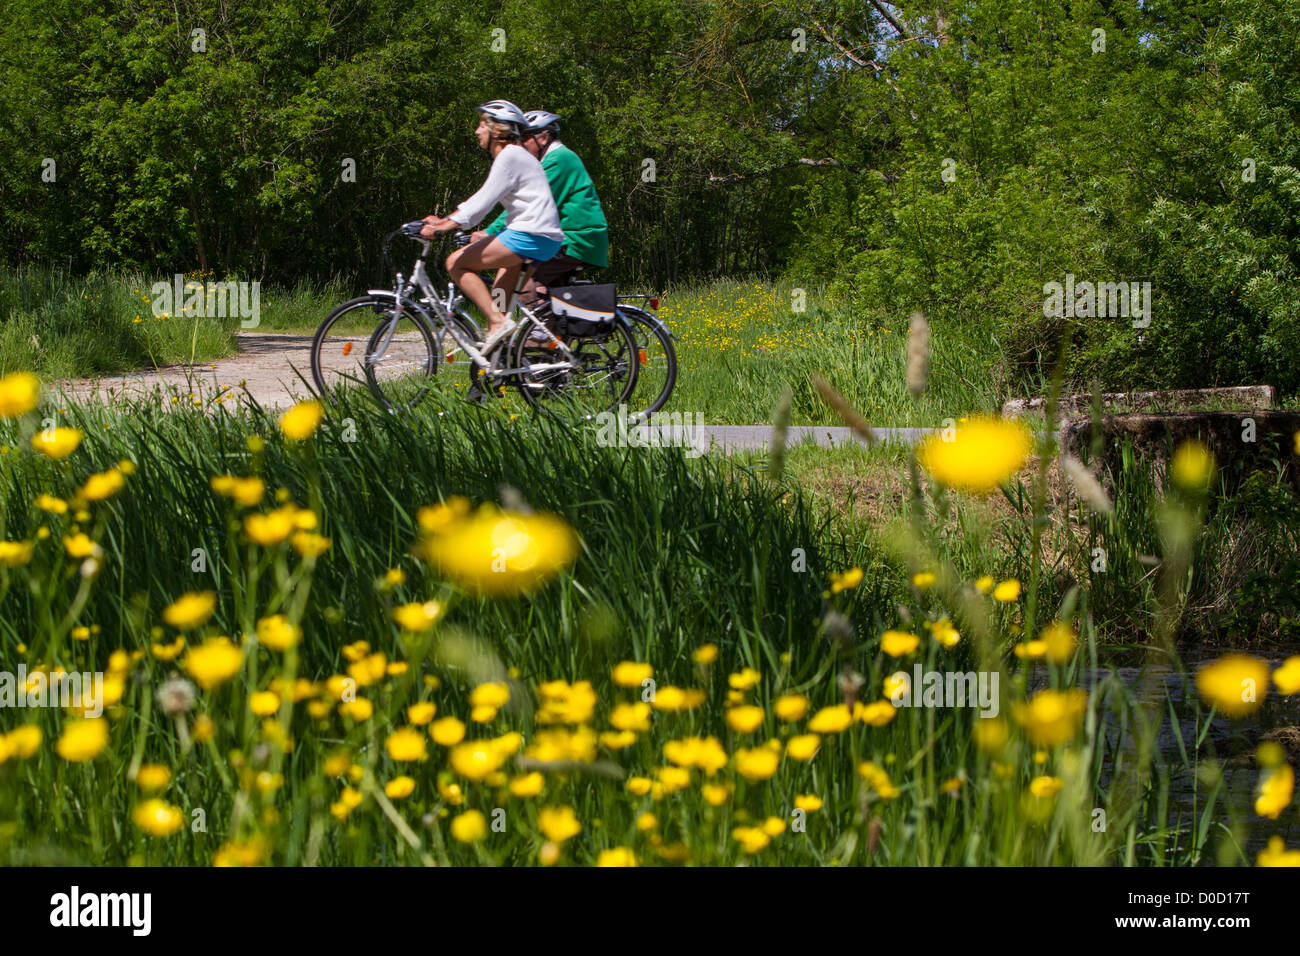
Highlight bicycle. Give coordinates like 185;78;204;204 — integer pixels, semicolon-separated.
310;222;639;418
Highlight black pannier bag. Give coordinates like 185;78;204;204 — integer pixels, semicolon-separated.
548;283;618;337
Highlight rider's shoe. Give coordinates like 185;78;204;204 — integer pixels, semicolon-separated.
477;319;517;351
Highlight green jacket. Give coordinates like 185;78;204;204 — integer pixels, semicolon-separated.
486;142;609;268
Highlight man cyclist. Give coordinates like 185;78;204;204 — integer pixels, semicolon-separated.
420;100;563;348
473;109;609;303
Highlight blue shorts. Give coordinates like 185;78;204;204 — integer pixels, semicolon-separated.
497;229;563;262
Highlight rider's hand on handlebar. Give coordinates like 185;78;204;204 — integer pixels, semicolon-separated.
419;215;457;239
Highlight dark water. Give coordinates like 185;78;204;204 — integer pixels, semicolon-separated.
1028;651;1300;864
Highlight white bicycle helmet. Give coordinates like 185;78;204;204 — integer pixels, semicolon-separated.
524;110;561;134
477;99;527;132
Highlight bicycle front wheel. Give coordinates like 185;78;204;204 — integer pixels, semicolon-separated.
309;294;438;409
510;314;639;420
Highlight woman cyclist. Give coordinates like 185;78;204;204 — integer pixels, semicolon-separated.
420;100;564;347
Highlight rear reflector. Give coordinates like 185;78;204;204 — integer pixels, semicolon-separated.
649;297;659;310
638;349;648;364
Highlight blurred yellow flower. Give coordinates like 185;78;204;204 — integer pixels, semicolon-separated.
163;591;216;631
418;504;578;596
732;826;771;854
78;468;125;501
249;691;281;716
1170;440;1215;493
932;618;961;648
55;718;109;762
734;746;780;781
612;661;653;687
1257;836;1300;867
609;701;652;732
911;571;936;589
1273;657;1300;695
385;776;416;799
830;567;863;593
1195;654;1269;718
33;493;67;514
1012;689;1087;747
625;776;652;796
650;686;705;711
1041;621;1076;664
339;698;374;721
1255;764;1294;819
773;694;809;721
407;701;437;725
917;416;1030;495
134;764;171;792
392;601;443;632
692;643;719;664
0;371;40;417
992;579;1021;602
279;400;324;440
509;772;545;797
31;427;83;459
0;540;34;568
430;716;466;746
132;799;185;837
6;724;41;758
858;700;898;727
596;847;637;867
786;734;821;761
183;637;244;690
449;740;509;781
794;793;822;812
726;705;764;733
450;809;487;843
728;667;761;691
538;805;582;843
386;726;428;762
1029;775;1064;799
881;630;920;657
807;704;853;733
255;614;301;651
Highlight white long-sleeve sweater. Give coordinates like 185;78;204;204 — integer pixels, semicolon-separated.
448;144;564;240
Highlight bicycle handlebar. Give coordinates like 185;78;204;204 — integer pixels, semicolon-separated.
381;222;470;274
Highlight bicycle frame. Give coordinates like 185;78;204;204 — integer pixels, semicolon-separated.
369;233;588;388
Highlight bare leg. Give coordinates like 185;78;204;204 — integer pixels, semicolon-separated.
447;237;524;337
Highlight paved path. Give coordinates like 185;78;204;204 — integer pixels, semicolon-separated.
56;332;935;449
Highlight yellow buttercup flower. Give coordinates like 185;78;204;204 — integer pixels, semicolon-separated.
611;661;653;687
785;733;821;761
609;701;652;732
0;371;40;418
726;705;765;733
1195;654;1270;718
692;643;719;664
728;667;762;691
1029;775;1064;799
470;681;510;709
55;718;109;762
255;614;301;651
385;776;416;799
279;399;324;440
1170;440;1215;493
807;704;853;734
773;694;809;721
448;740;509;781
249;691;281;716
911;571;936;589
829;567;864;593
0;540;34;568
917;416;1031;495
211;474;266;508
392;601;443;632
734;746;780;781
650;686;705;711
78;468;125;501
858;700;897;727
6;724;41;758
132;799;185;837
385;727;428;762
430;716;466;746
243;506;298;547
1041;621;1076;663
732;826;771;854
33;493;67;514
417;504;578;596
794;794;823;812
596;847;637;867
407;701;437;725
1012;689;1087;747
31;427;83;459
881;630;921;657
992;579;1021;602
974;575;994;594
449;809;487;843
509;772;545;797
1272;656;1300;695
931;618;961;648
1257;836;1300;867
1254;764;1294;819
857;761;900;799
626;776;652;796
162;591;216;631
538;805;582;843
183;636;244;690
339;698;374;721
134;764;171;792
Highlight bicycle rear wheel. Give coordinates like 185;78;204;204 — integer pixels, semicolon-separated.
312;295;436;409
618;306;677;420
510;314;638;419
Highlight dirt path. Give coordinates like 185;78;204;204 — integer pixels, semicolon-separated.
56;332;344;410
56;332;934;449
